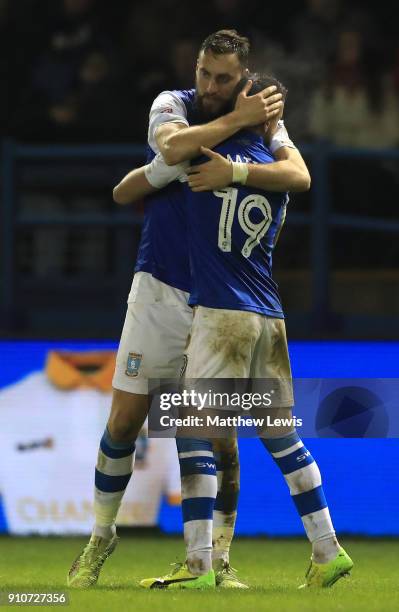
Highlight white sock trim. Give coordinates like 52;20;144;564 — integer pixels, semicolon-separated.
184;519;213;554
302;507;335;543
97;449;134;476
178;450;214;458
285;462;322;495
181;473;217;499
272;441;303;458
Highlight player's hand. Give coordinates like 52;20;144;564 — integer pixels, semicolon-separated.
234;80;283;128
187;146;232;192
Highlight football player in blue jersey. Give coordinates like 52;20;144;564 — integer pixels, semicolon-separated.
67;30;307;590
114;98;309;591
174;75;353;589
112;74;353;590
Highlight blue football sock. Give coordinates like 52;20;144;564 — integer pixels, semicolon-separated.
176;437;217;574
93;427;136;539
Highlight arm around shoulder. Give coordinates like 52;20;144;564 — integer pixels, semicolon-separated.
113;166;156;205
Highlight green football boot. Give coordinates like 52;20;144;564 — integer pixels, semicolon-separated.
214;560;249;589
299;547;353;588
67;534;118;588
140;562;215;590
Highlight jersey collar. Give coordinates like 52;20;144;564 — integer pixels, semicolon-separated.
237;128;265;147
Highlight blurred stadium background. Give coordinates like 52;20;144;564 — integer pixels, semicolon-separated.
0;0;398;577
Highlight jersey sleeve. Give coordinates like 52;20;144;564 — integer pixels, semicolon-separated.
144;152;188;189
270;120;296;153
148;91;189;153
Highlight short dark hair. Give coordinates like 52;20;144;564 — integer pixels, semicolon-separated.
240;73;288;100
199;29;250;66
229;73;287;113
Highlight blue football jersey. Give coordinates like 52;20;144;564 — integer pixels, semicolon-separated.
186;130;288;317
135;89;198;292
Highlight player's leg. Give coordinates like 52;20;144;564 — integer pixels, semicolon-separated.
178;307;258;587
67;388;149;589
67;300;155;589
139;430;217;589
92;389;149;542
259;423;353;588
177;437;217;576
252;317;353;587
258;413;340;558
211;438;248;588
212;438;239;567
68;274;192;588
99;274;193;534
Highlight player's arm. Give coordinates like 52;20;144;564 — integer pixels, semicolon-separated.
187;144;310;193
187;118;311;193
258;117;311;190
113;167;156;204
246;119;311;191
113;153;187;205
155;82;283;166
246;146;311;192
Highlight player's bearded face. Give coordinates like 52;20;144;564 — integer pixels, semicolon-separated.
195;50;246;119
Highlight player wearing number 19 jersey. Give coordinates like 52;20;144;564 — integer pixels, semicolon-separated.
183;126;293;397
179;77;353;588
140;74;352;588
188;137;287;317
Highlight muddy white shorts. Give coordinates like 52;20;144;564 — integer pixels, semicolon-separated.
184;306;294;407
112;272;193;394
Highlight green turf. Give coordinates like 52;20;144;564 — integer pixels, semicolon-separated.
0;536;398;611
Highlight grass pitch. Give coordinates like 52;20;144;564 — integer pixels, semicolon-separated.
0;535;398;611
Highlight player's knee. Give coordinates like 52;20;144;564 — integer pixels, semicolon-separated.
108;389;149;442
253;406;294;439
107;415;138;443
259;428;299;452
107;405;141;442
259;425;296;439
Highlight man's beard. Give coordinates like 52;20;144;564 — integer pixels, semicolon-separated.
194;91;232;122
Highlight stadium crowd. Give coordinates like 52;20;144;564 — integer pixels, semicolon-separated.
1;0;399;146
1;0;398;306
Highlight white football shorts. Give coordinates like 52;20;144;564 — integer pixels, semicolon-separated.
184;306;294;408
112;272;193;394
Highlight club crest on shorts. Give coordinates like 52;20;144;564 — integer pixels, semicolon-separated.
126;352;142;377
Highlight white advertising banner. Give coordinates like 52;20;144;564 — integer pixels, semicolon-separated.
0;350;181;534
